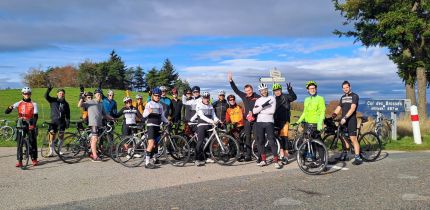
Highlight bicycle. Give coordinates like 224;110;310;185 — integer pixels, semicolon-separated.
0;120;15;141
58;121;120;164
296;123;328;175
186;123;240;165
250;133;281;161
372;112;393;143
15;118;31;170
40;121;74;158
322;117;382;162
116;123;190;167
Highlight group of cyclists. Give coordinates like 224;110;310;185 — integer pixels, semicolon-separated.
5;72;364;169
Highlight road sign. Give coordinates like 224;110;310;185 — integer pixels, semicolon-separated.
259;77;285;83
270;68;282;78
365;99;407;112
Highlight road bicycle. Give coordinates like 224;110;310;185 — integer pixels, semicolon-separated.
0;119;15;141
15;118;31;170
40;121;74;158
296;123;328;175
322;117;382;162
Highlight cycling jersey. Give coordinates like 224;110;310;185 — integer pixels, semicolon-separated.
80;100;107;127
45;88;70;124
274;90;297;123
191;100;219;126
143;101;168;127
340;92;359;118
182;95;201;122
160;96;173;119
132;101;146;115
226;104;244;127
212;99;228;122
12;100;38;121
253;96;276;123
117;106;143;125
171;98;183;123
297;95;326;130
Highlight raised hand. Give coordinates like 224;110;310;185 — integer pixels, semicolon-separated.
286;82;293;91
227;72;232;82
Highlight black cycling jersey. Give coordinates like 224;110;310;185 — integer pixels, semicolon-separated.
212;99;228;122
45;88;70;124
274;89;297;123
340;92;359;118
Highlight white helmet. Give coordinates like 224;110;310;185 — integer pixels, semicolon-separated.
258;83;268;90
135;94;142;99
123;96;132;103
159;86;168;91
21;87;32;94
202;91;210;98
218;90;225;95
107;90;114;95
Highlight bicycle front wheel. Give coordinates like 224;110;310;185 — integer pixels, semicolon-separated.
2;126;14;141
210;134;240;166
359;132;382;162
116;137;146;167
20;135;30;170
164;135;190;167
58;134;87;164
296;139;328;175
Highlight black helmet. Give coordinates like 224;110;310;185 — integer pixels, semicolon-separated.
191;86;200;92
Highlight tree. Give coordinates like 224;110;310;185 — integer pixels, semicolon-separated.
78;60;100;87
133;66;146;91
145;67;159;90
159;58;179;89
22;67;48;88
173;78;191;95
104;50;127;89
46;65;79;87
333;0;430;120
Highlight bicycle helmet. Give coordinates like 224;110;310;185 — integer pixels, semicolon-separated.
202;91;210;98
152;87;162;95
218;90;225;96
136;94;142;99
258;83;268;90
107;89;114;95
94;88;103;94
191;86;200;92
21;87;32;94
123;96;132;103
160;86;168;92
272;83;282;91
85;92;93;97
227;95;236;101
306;80;318;89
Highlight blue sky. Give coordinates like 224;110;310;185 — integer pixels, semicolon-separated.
0;0;428;102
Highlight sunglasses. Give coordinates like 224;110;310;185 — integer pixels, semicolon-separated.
229;99;235;101
86;96;93;99
125;101;132;103
22;93;31;95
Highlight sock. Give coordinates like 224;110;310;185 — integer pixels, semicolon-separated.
261;154;266;161
145;151;151;164
273;155;279;163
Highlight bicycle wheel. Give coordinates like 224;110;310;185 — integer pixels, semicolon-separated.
293;136;304;151
380;122;391;143
187;136;197;161
164;135;190;167
359;132;382;162
58;134;87;164
296;139;328;175
116;137;146;167
251;138;280;160
107;132;122;162
2;126;14;141
210;134;240;165
19;135;30;170
40;132;52;158
322;134;341;158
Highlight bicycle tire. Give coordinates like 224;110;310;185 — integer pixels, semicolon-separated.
40;132;51;158
251;138;281;160
210;134;240;166
107;132;122;162
2;126;14;141
20;134;30;170
359;132;382;162
116;136;146;167
164;134;190;167
296;139;328;175
322;134;341;158
58;134;87;164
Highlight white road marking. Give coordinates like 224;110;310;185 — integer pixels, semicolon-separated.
326;165;349;171
397;174;418;179
402;194;430;201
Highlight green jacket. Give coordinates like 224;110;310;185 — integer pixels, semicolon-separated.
297;95;326;130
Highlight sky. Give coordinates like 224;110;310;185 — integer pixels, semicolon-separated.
0;0;428;102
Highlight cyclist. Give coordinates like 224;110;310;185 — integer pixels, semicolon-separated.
102;89;118;118
171;88;183;133
253;83;280;168
228;72;260;162
182;86;201;136
296;81;326;165
332;81;362;165
142;87;169;169
212;90;228;124
117;97;143;137
192;91;219;167
80;92;93;126
44;85;71;157
272;83;297;164
78;88;114;162
225;95;245;161
132;94;146;116
5;87;39;167
159;86;174;120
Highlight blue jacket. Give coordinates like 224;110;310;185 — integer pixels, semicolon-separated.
102;98;118;117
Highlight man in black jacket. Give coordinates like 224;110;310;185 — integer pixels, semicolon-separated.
228;72;260;161
212;90;228;124
273;83;297;164
45;85;70;157
171;88;183;134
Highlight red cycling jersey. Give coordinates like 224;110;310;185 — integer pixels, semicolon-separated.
12;101;38;120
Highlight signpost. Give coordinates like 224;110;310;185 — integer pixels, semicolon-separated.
259;68;286;90
364;99;411;141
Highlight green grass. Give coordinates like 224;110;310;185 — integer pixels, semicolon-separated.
383;135;430;151
0;87;148;147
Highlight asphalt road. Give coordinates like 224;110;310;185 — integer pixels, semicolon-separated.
0;148;429;210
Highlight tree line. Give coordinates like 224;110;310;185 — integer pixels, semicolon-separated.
334;0;430;120
23;50;190;93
